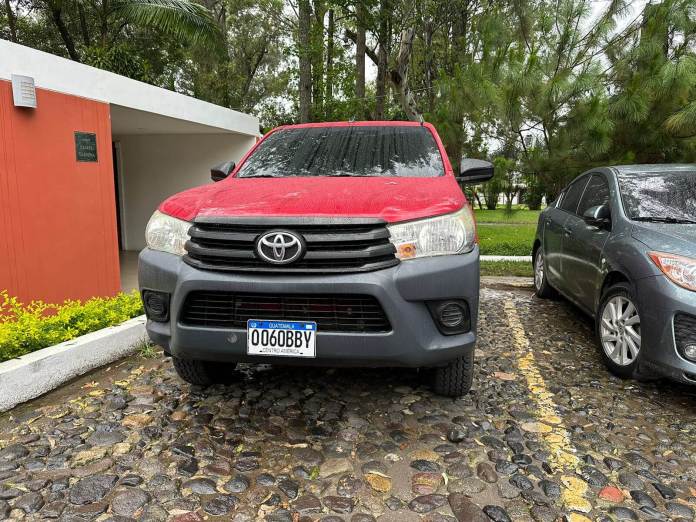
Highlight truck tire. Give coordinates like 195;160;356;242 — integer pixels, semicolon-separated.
432;350;474;397
172;357;238;386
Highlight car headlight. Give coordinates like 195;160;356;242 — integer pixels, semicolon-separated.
649;251;696;292
388;206;476;260
145;210;190;256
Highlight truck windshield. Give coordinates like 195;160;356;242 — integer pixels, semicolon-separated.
618;171;696;223
236;125;445;178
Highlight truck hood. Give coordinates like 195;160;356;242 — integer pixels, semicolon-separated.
159;176;466;223
631;222;696;258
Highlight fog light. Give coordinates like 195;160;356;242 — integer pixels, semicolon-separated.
427;300;471;335
440;303;465;327
142;290;170;322
684;344;696;362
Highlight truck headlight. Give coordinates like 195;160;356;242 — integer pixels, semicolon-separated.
388;206;476;260
649;252;696;292
145;210;190;256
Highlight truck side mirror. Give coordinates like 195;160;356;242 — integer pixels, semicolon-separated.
211;161;236;182
583;204;611;228
456;159;494;184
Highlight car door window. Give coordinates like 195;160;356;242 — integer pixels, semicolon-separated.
559;176;589;214
577;174;611;216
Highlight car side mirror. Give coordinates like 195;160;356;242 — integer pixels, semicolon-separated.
456;159;495;184
583;204;611;228
211;161;236;182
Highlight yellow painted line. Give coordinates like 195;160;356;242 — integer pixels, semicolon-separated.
503;299;590;513
503;299;579;470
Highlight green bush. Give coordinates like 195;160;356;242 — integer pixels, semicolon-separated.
0;290;144;363
477;224;536;256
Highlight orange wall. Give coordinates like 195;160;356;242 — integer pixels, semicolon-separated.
0;80;120;304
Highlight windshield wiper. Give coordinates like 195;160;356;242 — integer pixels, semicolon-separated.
239;174;278;178
633;216;696;225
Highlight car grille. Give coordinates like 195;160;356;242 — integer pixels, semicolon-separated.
675;313;696;356
184;218;399;273
180;291;392;333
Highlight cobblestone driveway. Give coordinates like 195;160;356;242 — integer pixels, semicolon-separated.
2;282;696;521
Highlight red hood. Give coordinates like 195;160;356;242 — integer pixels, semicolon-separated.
160;176;466;223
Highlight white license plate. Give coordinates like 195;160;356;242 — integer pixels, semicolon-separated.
247;320;317;357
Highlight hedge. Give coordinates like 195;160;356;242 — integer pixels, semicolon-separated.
0;290;143;363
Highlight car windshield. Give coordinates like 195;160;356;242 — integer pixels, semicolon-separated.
618;170;696;222
236;125;445;178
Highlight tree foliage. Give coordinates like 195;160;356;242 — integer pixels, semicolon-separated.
2;0;695;193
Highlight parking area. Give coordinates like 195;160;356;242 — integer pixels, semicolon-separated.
1;281;696;522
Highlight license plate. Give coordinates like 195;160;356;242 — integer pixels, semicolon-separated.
247;320;317;357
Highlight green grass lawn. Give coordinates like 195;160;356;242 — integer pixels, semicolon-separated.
474;208;542;224
480;260;533;277
477;223;536;256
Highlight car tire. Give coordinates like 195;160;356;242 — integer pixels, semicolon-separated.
533;248;557;298
596;283;642;379
432;350;474;397
172;357;238;386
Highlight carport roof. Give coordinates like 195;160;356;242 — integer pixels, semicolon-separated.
0;39;259;137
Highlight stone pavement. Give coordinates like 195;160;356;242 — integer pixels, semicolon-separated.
1;283;695;521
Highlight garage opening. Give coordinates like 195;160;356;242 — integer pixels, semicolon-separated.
109;104;257;293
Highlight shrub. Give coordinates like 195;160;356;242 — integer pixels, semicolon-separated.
0;290;143;363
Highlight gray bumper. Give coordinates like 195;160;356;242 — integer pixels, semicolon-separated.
138;247;480;368
635;274;696;383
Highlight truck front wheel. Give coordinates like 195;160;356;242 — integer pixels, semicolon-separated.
432;350;474;397
172;357;239;386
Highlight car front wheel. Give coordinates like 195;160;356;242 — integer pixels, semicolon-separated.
596;283;642;379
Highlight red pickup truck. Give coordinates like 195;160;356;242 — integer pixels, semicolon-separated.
138;121;493;396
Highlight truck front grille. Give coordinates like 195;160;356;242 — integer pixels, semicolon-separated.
180;291;391;333
184;218;399;273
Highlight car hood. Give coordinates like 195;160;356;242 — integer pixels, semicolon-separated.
159;176;466;224
631;222;696;258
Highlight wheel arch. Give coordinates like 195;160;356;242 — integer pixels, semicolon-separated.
597;270;632;312
532;239;542;259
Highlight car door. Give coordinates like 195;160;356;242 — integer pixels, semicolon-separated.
544;175;590;293
562;173;612;311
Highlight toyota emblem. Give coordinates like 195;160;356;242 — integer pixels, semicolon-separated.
256;231;304;264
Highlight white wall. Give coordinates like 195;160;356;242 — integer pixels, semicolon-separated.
115;133;256;250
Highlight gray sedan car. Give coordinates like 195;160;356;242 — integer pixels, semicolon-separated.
533;164;696;383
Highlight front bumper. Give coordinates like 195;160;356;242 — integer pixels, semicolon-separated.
138;247;481;368
635;274;696;384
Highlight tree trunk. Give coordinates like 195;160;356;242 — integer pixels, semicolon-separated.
423;19;435;113
49;2;80;61
326;8;334;113
311;0;325;120
298;0;313;123
77;4;91;46
4;0;17;42
374;0;389;120
355;2;366;117
443;8;468;172
389;28;420;121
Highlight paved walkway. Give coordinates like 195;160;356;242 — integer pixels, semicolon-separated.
1;284;695;521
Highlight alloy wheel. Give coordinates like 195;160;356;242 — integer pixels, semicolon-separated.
600;295;641;366
534;251;544;290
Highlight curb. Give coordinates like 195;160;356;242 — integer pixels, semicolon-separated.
481;255;532;262
0;315;147;412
